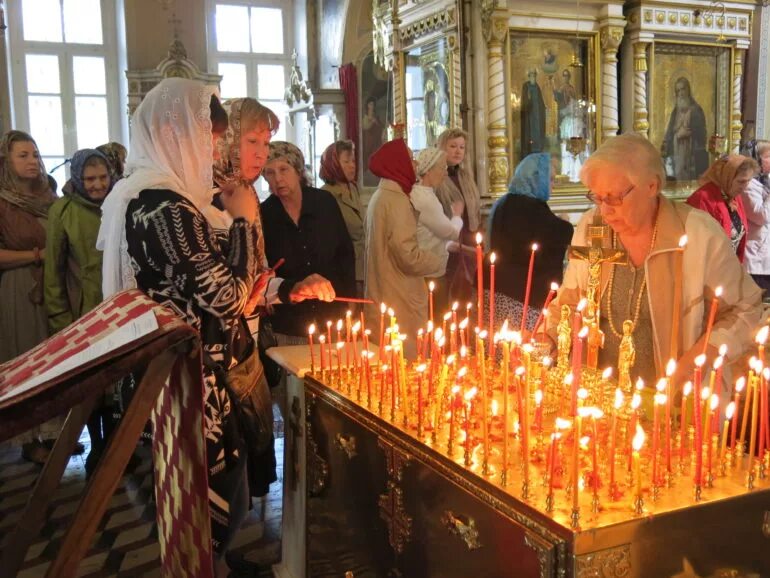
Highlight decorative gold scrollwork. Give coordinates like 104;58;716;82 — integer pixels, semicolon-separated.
575;544;631;577
442;510;482;550
379;481;413;554
334;433;357;460
524;532;552;578
306;394;329;497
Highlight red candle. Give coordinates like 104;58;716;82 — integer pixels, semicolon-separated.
416;363;427;437
428;281;435;324
318;334;327;374
533;282;559;339
475;233;483;329
548;432;561;495
628;392;641;472
652;387;665;486
417;329;424;363
679;381;692;467
520;243;538;332
308;324;316;374
534;389;544;432
364;351;372;406
591;409;602;491
707;393;719;480
609;389;622;497
336;342;344;384
326;321;333;368
730;377;745;454
693;355;706;486
489;252;496;348
378;303;386;363
701;286;723;356
352;321;361;371
571;325;588;415
345;311;352;368
665;360;676;478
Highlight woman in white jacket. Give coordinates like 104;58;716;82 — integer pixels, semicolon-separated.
742;139;770;294
411;147;463;316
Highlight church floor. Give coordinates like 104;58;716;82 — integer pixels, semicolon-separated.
0;414;285;577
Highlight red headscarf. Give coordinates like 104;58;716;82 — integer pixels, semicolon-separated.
319;142;350;185
368;138;416;195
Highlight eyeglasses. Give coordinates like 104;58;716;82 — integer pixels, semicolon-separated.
585;184;634;207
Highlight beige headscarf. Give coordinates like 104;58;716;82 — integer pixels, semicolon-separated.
0;130;55;218
699;154;757;197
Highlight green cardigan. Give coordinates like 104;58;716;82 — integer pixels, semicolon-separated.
44;191;103;334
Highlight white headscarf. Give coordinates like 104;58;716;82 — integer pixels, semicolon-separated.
98;78;218;297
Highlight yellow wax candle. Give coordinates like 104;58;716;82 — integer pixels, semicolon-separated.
503;340;511;476
573;413;582;510
720;401;736;472
633;424;645;499
748;371;760;471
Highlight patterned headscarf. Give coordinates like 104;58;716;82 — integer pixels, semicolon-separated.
319;142;350;185
96;142;127;180
0;130;55;217
267;141;307;186
507;153;551;202
415;147;445;177
70;148;113;203
699;154;757;197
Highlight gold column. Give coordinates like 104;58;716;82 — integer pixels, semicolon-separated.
600;25;624;140
632;41;650;138
730;48;744;154
483;11;509;197
448;32;462;129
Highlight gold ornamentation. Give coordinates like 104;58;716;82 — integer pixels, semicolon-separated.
487;135;508;149
306;394;329;496
480;0;500;42
644;10;652;23
656;11;665;24
372;2;394;72
442;511;482;550
557;305;572;370
488;156;509;188
575;544;632;578
668;12;677;25
682;14;690;25
399;9;456;44
617;321;636;395
379;481;412;554
728;17;736;30
739;19;747;31
600;27;623;52
524;532;553;578
378;437;411;482
334;433;357;460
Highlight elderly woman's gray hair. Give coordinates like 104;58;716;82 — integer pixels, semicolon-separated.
581;133;666;191
267;141;310;186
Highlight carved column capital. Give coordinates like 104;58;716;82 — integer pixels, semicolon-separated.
600;26;624;53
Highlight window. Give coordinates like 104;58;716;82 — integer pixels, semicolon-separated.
8;0;124;192
207;0;293;196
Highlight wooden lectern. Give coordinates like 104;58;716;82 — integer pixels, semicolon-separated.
0;290;213;578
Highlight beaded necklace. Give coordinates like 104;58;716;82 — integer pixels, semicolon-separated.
605;217;659;339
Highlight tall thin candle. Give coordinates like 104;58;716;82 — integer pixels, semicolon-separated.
520;244;539;332
308;324;316;374
489;253;496;353
731;377;746;455
665;360;676;478
533;282;559;338
679;381;692;468
475;232;484;329
428;281;435;324
701;286;723;356
609;389;623;498
693;354;706;486
670;235;687;359
720;402;736;473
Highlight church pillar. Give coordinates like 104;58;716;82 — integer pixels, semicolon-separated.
599;24;624;140
448;31;462;130
482;6;509;197
731;45;746;153
0;1;10;135
632;40;651;138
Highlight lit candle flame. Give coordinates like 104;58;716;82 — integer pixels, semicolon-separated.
735;376;746;393
764;368;770;380
459;318;469;329
346;310;352;318
709;393;719;411
577;298;587;312
479;329;488;340
701;386;710;401
678;234;688;248
336;319;343;331
475;232;483;245
635;377;645;391
458;366;468;378
756;325;769;345
564;373;574;386
416;363;427;373
631;393;641;410
451;384;461;395
632;424;645;451
465;387;478;401
665;359;676;377
452;301;459;312
656;378;667;392
515;366;526;376
695;354;707;368
550;281;559;291
380;303;386;314
388;307;395;316
336;342;344;351
713;356;724;370
446;354;456;365
531;243;539;252
429;280;435;292
319;335;326;343
726;401;736;420
683;381;693;397
578;326;589;339
444;312;452;321
718;343;728;356
602;367;613;380
534;389;543;405
577;387;589;400
491;399;499;416
654;392;667;405
614;388;624;409
555;417;572;430
352;321;361;333
309;324;315;335
579;435;590;449
490;252;497;264
542;356;552;367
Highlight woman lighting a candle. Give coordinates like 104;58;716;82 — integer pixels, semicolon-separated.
545;134;762;398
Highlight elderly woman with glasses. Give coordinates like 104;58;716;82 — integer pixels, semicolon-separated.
545;133;762;397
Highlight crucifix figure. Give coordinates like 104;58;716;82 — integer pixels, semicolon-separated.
568;213;627;368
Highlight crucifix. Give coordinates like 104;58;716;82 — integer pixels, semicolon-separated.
568;213;627;369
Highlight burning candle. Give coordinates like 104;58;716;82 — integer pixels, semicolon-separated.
476;232;483;328
336;342;344;384
749;370;761;472
739;361;757;464
548;431;562;497
478;331;489;470
632;425;645;507
731;377;746;455
706;393;719;482
693;354;706;486
679;381;692;468
628;392;641;473
428;280;435;324
308;324;316;374
326;321;333;368
364;350;373;406
520;243;538;332
534;389;544;432
319;334;327;375
756;325;769;365
664;360;676;478
345;310;352;368
572;326;588;415
609;388;623;498
701;286;723;356
720;401;736;473
416;363;427;438
378;303;386;363
533;282;559;338
502;338;511;481
652;385;666;487
352;321;361;370
489;252;496;352
670;235;687;360
572;388;588;512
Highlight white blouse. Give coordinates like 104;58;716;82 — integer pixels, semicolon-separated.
410;184;463;277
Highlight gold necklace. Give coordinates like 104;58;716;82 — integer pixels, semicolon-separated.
605;218;659;338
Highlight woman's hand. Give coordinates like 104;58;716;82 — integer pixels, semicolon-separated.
289;274;336;303
220;183;257;224
451;200;464;218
